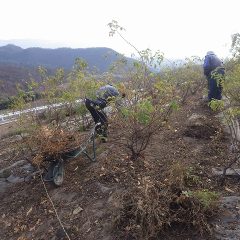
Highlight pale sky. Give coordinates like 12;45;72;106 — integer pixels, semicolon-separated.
1;0;240;59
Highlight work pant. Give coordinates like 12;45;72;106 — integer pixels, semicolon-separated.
207;68;225;101
85;98;108;135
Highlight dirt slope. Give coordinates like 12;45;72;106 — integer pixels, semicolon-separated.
1;93;240;240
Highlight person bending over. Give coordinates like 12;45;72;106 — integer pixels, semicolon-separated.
85;84;125;142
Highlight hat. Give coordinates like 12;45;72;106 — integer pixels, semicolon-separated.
206;51;215;55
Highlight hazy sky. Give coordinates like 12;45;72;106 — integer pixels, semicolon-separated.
1;0;240;59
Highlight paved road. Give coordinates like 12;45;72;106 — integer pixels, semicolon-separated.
0;99;83;126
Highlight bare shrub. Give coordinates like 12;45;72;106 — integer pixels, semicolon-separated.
160;56;206;104
113;163;219;239
111;90;175;160
108;20;178;160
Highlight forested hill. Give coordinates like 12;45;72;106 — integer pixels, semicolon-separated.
0;44;130;98
0;44;124;72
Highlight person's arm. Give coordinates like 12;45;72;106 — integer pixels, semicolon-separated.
203;56;211;76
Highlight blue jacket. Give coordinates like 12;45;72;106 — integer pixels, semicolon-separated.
203;52;223;76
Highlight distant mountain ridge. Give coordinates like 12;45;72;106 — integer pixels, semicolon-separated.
0;44;123;72
0;39;68;49
0;44;131;99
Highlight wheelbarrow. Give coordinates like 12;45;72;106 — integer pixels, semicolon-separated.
43;123;100;186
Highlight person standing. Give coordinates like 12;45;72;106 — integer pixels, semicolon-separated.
203;51;225;101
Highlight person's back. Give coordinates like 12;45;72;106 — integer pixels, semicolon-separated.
203;51;223;76
96;84;120;101
203;51;225;101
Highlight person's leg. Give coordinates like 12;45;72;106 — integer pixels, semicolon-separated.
94;99;108;139
215;84;222;100
98;111;108;137
93;99;107;125
207;76;214;101
96;109;107;126
85;98;101;124
209;76;220;101
85;98;108;139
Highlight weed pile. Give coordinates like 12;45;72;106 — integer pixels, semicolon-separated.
23;125;83;166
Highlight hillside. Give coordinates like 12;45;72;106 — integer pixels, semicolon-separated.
0;64;40;97
0;92;240;240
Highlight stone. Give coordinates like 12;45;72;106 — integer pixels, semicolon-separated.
73;206;83;215
6;175;24;184
213;196;240;240
0;160;27;175
0;169;11;178
0;180;8;193
97;182;112;193
81;220;91;233
212;167;240;176
21;163;35;173
187;113;207;127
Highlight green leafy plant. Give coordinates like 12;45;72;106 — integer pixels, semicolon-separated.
191;190;219;209
108;20;175;159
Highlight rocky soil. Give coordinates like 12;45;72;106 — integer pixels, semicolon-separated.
1;94;240;240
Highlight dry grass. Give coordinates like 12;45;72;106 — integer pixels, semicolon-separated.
112;162;219;240
24;125;84;165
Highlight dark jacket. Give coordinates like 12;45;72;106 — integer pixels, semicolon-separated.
203;52;223;76
96;84;119;101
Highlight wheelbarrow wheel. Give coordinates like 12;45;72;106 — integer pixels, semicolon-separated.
53;160;64;186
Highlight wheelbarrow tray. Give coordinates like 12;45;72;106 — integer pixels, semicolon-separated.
42;126;97;186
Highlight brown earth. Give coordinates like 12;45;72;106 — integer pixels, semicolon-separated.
0;93;240;240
